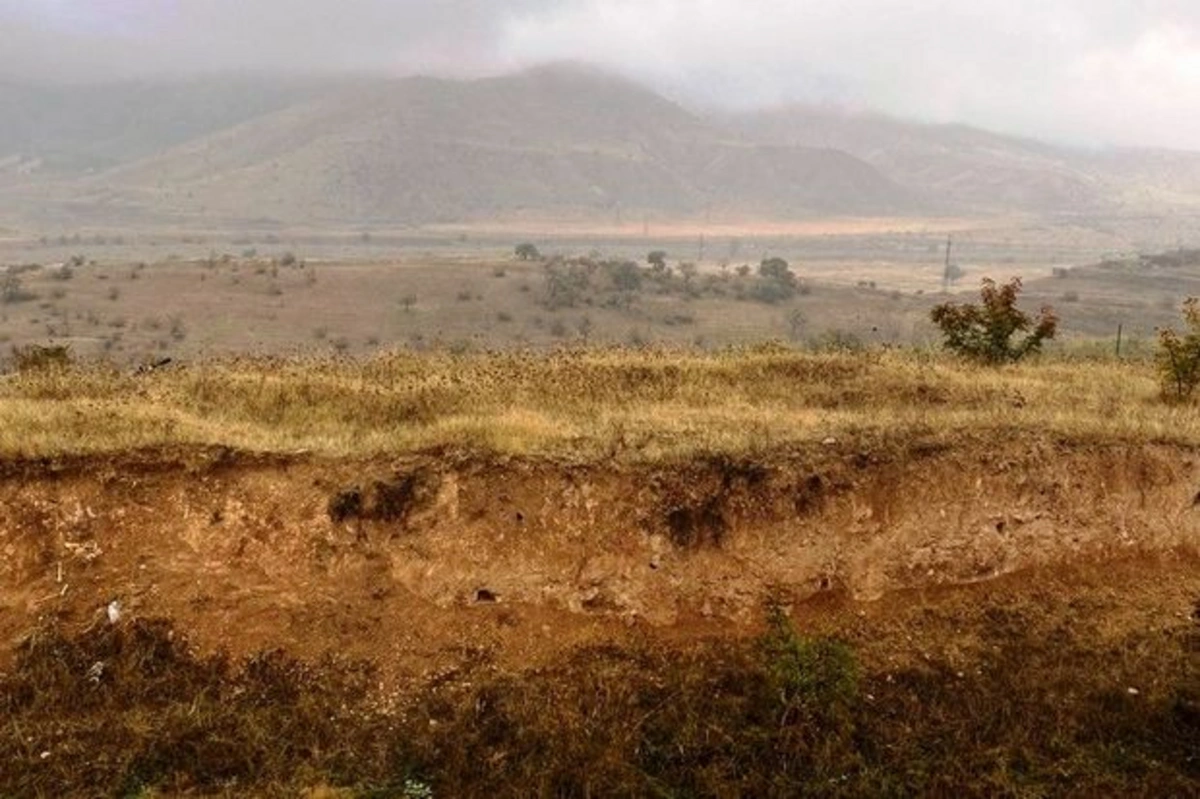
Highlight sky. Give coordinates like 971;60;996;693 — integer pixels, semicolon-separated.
2;0;1200;149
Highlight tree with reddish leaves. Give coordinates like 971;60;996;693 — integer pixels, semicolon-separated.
930;277;1058;364
1157;297;1200;401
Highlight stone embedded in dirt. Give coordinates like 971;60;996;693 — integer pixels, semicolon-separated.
822;437;838;446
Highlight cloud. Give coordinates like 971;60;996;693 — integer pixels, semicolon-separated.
498;0;1200;148
0;0;548;79
2;0;1200;148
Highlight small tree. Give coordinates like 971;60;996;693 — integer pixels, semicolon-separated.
647;250;668;272
1157;297;1200;401
515;242;542;261
752;257;798;304
930;277;1057;364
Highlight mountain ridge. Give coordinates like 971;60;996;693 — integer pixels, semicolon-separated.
2;63;1198;226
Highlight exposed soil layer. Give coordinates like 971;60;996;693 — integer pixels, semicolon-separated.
2;437;1199;684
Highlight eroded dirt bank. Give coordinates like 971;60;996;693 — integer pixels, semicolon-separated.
2;437;1199;676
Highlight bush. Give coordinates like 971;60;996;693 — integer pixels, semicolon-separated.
1;274;37;305
752;257;798;304
1156;297;1200;401
930;277;1057;364
10;344;72;372
515;242;541;261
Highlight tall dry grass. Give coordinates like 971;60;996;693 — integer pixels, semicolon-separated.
0;346;1193;460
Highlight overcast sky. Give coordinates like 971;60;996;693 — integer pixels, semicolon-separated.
3;0;1200;149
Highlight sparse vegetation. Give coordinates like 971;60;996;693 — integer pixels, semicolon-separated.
1;273;38;304
514;242;541;261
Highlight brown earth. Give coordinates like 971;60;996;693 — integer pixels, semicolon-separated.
3;436;1199;692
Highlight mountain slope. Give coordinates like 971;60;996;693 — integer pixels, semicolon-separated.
4;65;1200;227
0;77;325;175
728;106;1116;213
88;65;919;224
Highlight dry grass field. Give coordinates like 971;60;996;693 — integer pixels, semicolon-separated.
0;347;1195;460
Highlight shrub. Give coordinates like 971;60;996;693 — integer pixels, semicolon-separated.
761;605;859;725
10;344;72;372
753;257;798;304
1;274;37;304
930;277;1057;364
1156;297;1200;401
515;242;542;261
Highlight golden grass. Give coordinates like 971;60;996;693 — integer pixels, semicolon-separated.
0;346;1194;461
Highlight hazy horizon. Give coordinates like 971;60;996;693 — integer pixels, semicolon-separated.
2;1;1200;151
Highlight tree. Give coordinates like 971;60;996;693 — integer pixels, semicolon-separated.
753;257;799;304
930;277;1057;364
1156;297;1200;401
647;250;668;272
515;242;542;261
759;257;795;284
608;260;643;292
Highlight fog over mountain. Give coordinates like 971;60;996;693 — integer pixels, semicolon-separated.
3;0;1200;150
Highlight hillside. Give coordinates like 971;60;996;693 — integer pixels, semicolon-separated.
729;106;1119;213
732;104;1200;216
85;66;917;224
2;65;1200;227
0;76;323;176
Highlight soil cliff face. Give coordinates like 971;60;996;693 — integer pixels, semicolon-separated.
2;438;1198;676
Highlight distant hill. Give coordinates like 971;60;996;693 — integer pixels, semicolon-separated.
84;65;918;225
727;105;1200;215
2;64;1200;227
0;77;323;174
